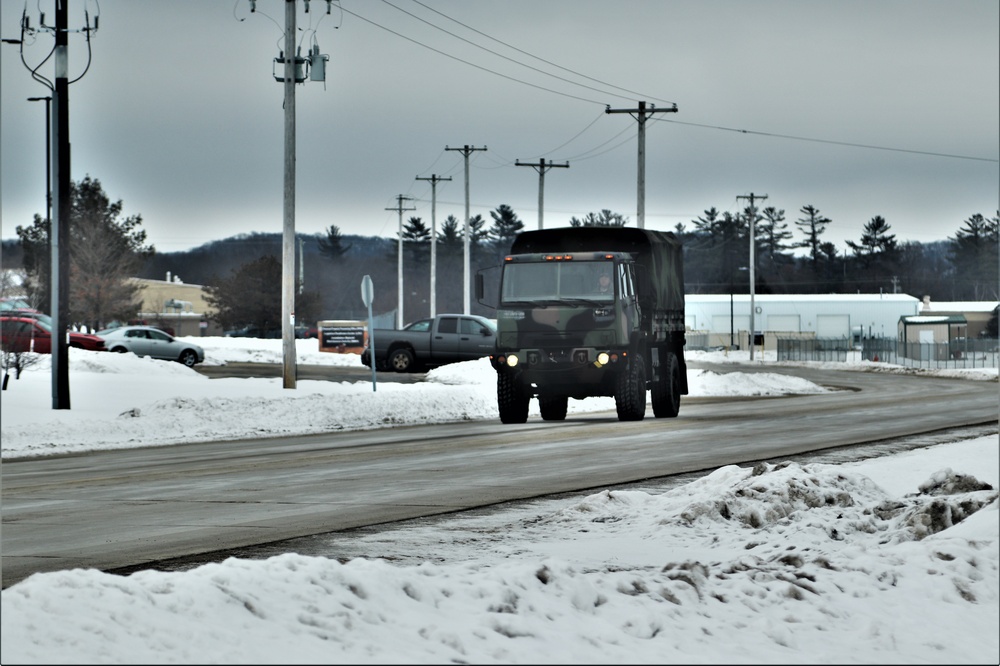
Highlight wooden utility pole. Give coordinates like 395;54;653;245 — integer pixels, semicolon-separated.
605;101;677;229
737;192;767;361
515;158;568;230
281;0;297;388
445;145;487;314
415;174;451;317
386;195;415;328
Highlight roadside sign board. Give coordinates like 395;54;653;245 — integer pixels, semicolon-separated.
318;320;367;354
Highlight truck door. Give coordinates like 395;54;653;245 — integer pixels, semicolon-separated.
433;316;462;360
458;317;495;360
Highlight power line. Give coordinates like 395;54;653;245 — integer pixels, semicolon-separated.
382;0;674;106
337;4;606;106
656;117;999;163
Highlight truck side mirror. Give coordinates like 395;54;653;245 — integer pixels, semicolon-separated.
475;273;484;300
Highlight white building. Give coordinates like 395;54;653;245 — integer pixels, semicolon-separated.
685;293;921;348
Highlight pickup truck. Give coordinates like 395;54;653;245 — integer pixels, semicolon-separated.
360;314;497;373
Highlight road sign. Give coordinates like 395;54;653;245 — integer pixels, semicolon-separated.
361;274;374;308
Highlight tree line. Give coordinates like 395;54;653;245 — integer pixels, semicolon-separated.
3;176;997;334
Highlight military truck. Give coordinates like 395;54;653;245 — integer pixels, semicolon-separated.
476;226;687;423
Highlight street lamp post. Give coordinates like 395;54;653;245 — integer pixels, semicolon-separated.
26;97;51;222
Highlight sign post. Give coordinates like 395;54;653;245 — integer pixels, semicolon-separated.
361;275;376;392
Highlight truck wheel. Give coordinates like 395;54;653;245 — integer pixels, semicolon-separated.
388;348;415;372
539;395;568;421
615;353;646;421
497;373;529;424
651;352;681;418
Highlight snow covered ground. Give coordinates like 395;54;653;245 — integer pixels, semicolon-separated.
1;338;997;664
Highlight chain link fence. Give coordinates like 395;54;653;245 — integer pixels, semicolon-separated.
777;336;999;369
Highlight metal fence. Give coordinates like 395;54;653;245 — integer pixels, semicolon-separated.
776;337;851;362
776;336;999;369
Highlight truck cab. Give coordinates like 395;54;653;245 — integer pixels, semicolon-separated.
493;251;641;393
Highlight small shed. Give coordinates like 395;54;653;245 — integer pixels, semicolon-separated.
899;314;968;344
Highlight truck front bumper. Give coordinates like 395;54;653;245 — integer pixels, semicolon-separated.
490;347;628;397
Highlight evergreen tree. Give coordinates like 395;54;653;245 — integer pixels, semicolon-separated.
437;215;463;254
488;204;524;245
205;255;320;332
463;214;490;247
13;214;50;313
758;207;793;261
847;215;898;256
16;175;155;329
317;224;352;260
569;209;629;227
948;213;999;300
401;216;432;265
847;216;899;293
794;205;831;265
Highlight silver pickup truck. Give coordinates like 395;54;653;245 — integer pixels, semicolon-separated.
360;314;497;372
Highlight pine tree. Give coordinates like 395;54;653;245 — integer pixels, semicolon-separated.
794;205;831;265
317;224;352;260
948;213;999;300
569;209;629;227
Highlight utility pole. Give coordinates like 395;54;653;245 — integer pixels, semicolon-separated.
515;158;568;230
27;96;52;310
5;2;98;408
280;0;298;389
248;0;330;387
386;194;415;328
415;174;451;317
737;192;767;361
605;101;677;229
445;144;487;314
51;1;71;409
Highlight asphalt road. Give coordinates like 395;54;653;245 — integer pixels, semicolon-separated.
2;364;997;588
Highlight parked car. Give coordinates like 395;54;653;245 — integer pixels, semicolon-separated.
0;297;33;312
0;316;106;353
96;325;205;367
4;309;52;325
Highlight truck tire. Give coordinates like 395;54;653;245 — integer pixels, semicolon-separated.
497;373;529;424
615;353;646;421
388;348;415;373
539;395;568;421
651;351;681;418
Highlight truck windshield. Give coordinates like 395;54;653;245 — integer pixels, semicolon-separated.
501;261;614;305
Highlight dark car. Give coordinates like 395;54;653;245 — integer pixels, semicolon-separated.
0;316;106;353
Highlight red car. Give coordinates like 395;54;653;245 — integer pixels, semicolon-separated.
0;316;106;353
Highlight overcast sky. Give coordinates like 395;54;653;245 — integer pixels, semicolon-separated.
1;0;997;255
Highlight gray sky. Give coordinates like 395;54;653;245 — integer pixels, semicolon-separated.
2;0;997;255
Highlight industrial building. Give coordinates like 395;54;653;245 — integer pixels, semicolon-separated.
685;293;922;349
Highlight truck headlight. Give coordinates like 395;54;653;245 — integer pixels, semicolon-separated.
596;351;610;367
506;354;520;367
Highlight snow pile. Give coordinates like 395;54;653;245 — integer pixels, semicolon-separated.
3;457;996;664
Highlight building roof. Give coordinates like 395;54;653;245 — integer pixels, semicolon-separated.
687;293;920;303
920;301;998;313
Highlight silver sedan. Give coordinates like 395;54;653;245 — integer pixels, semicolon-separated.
97;325;205;367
